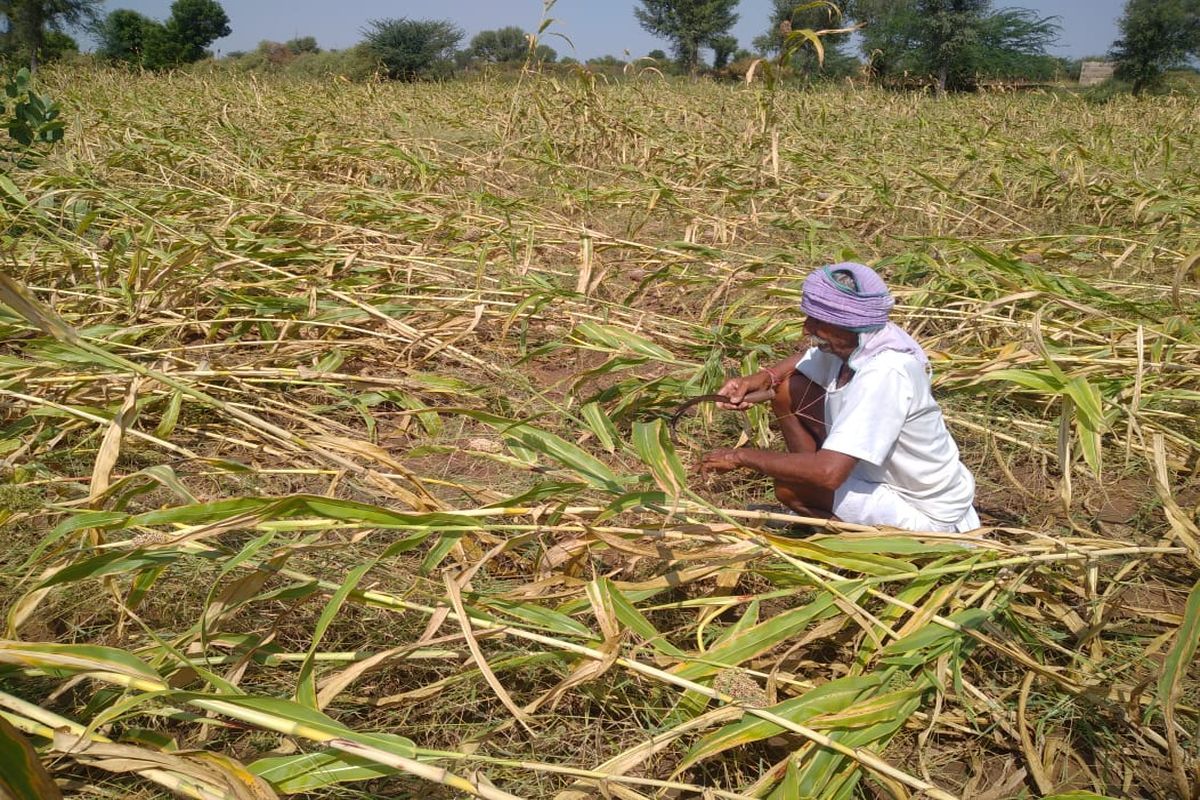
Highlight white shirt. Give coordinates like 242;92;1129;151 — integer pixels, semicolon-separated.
796;347;976;527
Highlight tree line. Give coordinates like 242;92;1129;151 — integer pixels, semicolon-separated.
0;0;230;72
637;0;1199;94
1;0;1197;96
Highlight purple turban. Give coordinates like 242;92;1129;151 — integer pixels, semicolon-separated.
800;262;894;332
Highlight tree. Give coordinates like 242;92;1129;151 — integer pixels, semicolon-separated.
974;8;1062;81
361;18;463;81
709;32;737;69
93;8;158;64
285;35;319;55
464;27;555;66
98;0;229;69
1110;0;1200;95
160;0;230;63
37;27;72;58
647;48;668;61
847;0;923;80
0;0;102;72
634;0;739;75
753;0;859;76
586;54;626;67
754;0;856;77
467;25;527;63
918;0;990;93
847;0;1059;91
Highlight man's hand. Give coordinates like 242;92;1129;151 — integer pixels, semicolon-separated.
699;448;745;478
716;371;771;411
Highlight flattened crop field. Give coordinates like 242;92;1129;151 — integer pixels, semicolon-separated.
0;67;1198;800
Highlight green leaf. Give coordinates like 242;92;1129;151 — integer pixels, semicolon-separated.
806;686;927;729
595;491;669;522
881;608;990;664
1064;375;1105;475
37;550;181;589
811;536;974;557
768;538;914;576
0;715;63;800
1157;577;1200;726
711;600;759;648
581;401;619;454
680;674;885;769
573;321;675;362
251;749;398;793
21;511;129;569
0;641;166;688
503;424;624;494
974;368;1064;393
604;579;687;658
180;693;416;754
154;390;183;438
419;533;461;575
783;27;825;66
296;562;374;709
131;497;273;527
476;597;594;639
675;586;855;681
0;174;30;207
632;419;687;499
789;707;919;797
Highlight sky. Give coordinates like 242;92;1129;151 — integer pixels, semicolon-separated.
89;1;1126;61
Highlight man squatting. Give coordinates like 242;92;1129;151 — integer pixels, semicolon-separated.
700;262;980;533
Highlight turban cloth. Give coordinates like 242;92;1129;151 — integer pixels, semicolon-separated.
800;262;894;332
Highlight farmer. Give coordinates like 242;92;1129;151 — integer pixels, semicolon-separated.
700;262;980;533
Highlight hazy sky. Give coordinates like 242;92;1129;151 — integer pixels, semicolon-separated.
91;1;1126;60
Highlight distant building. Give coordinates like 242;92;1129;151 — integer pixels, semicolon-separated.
1079;61;1115;87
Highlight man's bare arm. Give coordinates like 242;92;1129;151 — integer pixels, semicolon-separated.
716;352;807;409
703;447;857;492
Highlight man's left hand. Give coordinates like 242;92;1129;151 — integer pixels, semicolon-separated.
699;449;744;478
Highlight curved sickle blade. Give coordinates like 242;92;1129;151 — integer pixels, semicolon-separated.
668;388;775;444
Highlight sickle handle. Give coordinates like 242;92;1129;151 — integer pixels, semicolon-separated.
735;388;777;406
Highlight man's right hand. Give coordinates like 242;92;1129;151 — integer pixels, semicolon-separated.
717;371;772;411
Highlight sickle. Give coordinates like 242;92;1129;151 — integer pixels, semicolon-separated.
668;388;775;444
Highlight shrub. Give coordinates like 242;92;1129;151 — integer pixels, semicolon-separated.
361;18;462;81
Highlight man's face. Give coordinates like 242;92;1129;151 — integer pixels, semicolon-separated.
804;317;858;361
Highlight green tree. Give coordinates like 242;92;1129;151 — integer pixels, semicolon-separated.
975;8;1062;81
709;32;737;68
159;0;230;63
847;0;922;79
754;1;856;77
467;25;527;63
1110;0;1200;95
586;54;626;66
918;0;990;93
0;0;101;72
634;0;740;75
464;27;555;66
93;8;159;64
100;0;229;69
847;0;1058;91
285;35;319;55
361;18;463;81
36;27;72;58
